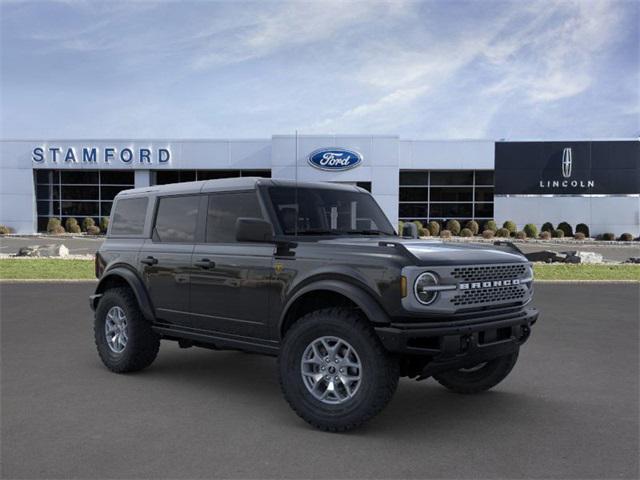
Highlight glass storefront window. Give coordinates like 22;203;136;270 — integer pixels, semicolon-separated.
399;170;494;222
34;169;134;231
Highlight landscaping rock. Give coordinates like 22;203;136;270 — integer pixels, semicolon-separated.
624;257;640;264
525;250;566;263
16;244;69;258
568;251;604;264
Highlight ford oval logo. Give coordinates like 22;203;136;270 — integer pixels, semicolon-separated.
308;148;362;171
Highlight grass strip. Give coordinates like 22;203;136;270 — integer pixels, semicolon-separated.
533;263;640;281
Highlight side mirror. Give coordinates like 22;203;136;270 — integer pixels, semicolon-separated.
401;222;419;239
236;217;274;243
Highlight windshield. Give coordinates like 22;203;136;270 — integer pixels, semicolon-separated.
267;186;395;236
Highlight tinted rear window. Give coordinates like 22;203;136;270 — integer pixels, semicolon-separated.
206;192;263;243
153;195;200;243
110;197;148;236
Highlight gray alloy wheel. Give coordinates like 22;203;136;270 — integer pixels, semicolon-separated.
300;336;362;405
104;306;128;353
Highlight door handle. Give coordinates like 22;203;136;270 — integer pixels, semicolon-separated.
141;256;158;266
194;258;215;269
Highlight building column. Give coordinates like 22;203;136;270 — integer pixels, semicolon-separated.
134;170;152;188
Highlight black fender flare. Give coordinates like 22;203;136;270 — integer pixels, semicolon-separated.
278;279;391;336
92;267;155;322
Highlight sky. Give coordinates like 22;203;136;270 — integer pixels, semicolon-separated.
1;0;638;140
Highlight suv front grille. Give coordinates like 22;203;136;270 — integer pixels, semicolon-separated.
450;284;527;307
451;264;527;283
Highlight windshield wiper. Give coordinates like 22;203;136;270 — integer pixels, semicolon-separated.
295;229;344;236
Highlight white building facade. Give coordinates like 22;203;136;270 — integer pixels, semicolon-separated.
0;136;638;236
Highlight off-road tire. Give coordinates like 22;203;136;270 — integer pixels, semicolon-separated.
94;287;160;373
433;350;519;394
278;308;399;432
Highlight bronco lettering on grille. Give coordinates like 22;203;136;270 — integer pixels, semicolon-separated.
459;279;521;290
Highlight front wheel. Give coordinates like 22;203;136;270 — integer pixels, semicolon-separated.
433;350;519;394
278;308;399;432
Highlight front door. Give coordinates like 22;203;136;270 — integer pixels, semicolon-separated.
139;194;201;327
189;191;273;339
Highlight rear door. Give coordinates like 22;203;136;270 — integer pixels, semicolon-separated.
189;190;274;338
139;194;202;327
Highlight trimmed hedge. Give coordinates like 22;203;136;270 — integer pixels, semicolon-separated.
496;228;510;238
539;231;551;240
618;233;633;241
445;219;461;236
86;225;101;235
599;232;615;241
574;232;586;240
576;223;590;238
484;220;497;232
65;217;81;234
0;224;13;234
460;228;473;237
440;229;452;238
557;221;573;237
502;220;517;235
427;220;441;236
100;216;109;233
523;223;538;238
82;217;96;232
464;220;479;235
515;231;527;240
541;222;554;233
481;229;495;239
552;229;565;238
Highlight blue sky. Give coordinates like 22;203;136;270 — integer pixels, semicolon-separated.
1;0;638;140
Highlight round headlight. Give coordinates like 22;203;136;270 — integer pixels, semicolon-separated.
414;272;439;305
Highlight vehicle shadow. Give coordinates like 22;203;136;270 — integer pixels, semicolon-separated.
135;346;554;436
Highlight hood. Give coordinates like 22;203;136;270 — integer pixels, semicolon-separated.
315;236;527;266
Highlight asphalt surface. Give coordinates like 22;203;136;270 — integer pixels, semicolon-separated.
2;235;640;262
1;283;638;479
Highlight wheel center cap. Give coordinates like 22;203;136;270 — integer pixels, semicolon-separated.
328;366;336;374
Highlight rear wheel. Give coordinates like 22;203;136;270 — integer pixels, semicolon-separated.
433;350;519;394
94;287;160;373
278;308;399;432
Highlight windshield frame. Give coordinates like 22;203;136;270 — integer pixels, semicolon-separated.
258;184;397;238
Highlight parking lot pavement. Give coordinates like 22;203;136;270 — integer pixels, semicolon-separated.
1;283;638;479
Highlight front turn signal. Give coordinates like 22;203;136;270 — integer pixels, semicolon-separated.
401;276;407;298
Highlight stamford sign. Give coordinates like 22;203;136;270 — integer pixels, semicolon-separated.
308;148;362;171
32;146;171;165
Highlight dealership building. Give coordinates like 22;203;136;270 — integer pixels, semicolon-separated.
0;136;638;236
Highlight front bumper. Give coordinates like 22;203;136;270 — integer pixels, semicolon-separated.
375;307;538;371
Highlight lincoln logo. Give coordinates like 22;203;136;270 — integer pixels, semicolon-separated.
562;147;572;178
459;279;520;290
308;148;362;171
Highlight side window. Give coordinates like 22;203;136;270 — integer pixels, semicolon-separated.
153;195;200;243
110;197;148;236
206;192;263;243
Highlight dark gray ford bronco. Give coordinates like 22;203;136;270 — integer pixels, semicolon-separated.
91;178;538;431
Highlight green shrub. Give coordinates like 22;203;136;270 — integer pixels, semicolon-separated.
484;220;497;232
515;231;527;240
100;217;109;232
412;220;426;237
82;217;96;231
440;229;452;238
523;223;538;238
541;222;554;233
481;229;495;239
464;220;479;235
427;220;440;236
460;228;473;237
50;225;65;235
557;221;573;237
552;229;565;238
445;219;461;236
574;232;586;240
86;225;101;235
397;221;404;235
496;228;510;238
539;231;551;240
599;232;615;241
65;217;81;234
575;223;590;237
46;218;62;233
618;233;633;242
0;224;13;234
502;220;517;235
